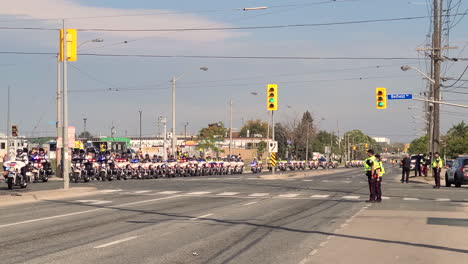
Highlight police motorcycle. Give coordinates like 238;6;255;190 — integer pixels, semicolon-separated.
95;152;114;181
287;160;297;171
309;159;319;170
114;157;129;180
278;161;288;171
250;159;263;173
70;156;91;183
29;149;52;182
4;150;29;189
298;160;306;170
318;157;328;169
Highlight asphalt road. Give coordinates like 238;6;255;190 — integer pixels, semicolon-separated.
1;167;466;264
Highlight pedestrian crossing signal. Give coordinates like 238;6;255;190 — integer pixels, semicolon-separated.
376;87;387;109
267;84;278;111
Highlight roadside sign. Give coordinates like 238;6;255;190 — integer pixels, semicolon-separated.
387;94;413;100
269;153;277;167
269;141;278;153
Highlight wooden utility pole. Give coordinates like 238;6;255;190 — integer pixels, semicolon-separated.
432;0;443;154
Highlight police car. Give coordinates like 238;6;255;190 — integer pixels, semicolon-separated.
445;155;468;187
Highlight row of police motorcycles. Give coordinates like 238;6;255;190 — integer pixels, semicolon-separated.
344;160;365;168
250;159;340;173
70;153;246;183
3;149;52;190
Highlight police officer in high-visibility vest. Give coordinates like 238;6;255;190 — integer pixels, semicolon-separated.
432;152;443;189
364;149;378;202
375;154;385;202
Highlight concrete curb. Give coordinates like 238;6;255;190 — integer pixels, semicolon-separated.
259;168;352;180
0;187;99;207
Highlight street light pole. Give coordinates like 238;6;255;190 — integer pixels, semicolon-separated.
229;99;233;157
171;76;177;157
83;118;87;135
159;117;168;160
184;122;189;140
138;111;142;149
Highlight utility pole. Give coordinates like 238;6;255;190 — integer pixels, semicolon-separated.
56;54;61;177
159;117;167;160
138;110;142;149
83;118;87;136
184;122;189;140
61;20;70;190
229;99;233;157
171;76;177;157
6;86;10;160
432;0;443;154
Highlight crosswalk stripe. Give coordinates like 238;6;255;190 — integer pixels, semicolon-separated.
157;191;181;195
100;189;122;193
403;198;420;201
382;196;390;200
249;193;269;197
311;195;330;199
278;194;300;198
342;196;360;200
187;191;212;195
303;180;314;182
216;192;239;196
435;198;450;202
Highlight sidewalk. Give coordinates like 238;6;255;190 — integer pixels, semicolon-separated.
307;204;468;264
0;187;99;207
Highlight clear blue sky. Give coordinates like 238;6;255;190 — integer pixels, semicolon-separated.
0;0;467;142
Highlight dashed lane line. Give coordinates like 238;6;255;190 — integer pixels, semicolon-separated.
94;236;138;249
249;193;269;197
216;192;240;196
189;213;214;221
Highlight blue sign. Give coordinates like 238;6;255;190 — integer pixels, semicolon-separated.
387;94;413;100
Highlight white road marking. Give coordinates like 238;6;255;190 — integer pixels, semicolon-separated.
243;201;258;206
249;193;269;197
75;200;98;203
302;180;314;182
382;196;390;200
89;201;112;205
0;195;181;229
278;194;300;198
321;180;333;183
403;198;420;201
340;181;352;183
216;192;239;196
94;236;138;249
246;178;258;180
225;178;237;180
157;191;181;195
310;194;330;199
100;189;122;193
133;190;152;194
190;213;213;221
435;198;450;202
187;191;212;195
342;196;360;200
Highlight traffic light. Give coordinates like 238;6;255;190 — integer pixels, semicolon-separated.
376;87;387;109
59;29;78;61
11;125;18;137
267;84;278;111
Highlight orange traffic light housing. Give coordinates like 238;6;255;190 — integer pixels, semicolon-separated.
376;87;387;109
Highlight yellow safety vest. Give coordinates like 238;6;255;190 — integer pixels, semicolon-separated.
432;158;443;168
364;156;377;171
378;161;385;177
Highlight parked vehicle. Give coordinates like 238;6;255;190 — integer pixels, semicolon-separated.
445;155;468;187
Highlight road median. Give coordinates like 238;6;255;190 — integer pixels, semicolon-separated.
0;187;99;207
259;168;352;180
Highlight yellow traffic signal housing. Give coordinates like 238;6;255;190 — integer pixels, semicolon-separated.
59;29;78;61
11;125;18;137
365;143;369;149
376;87;387;109
267;84;278;111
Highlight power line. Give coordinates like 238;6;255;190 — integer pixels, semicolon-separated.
0;0;355;23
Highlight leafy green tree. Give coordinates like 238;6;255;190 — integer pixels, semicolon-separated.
78;131;92;139
444;121;468;158
198;122;227;157
240;120;269;137
408;135;429;154
256;141;267;159
274;123;290;159
291;111;315;160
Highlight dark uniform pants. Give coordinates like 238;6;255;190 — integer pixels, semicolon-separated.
401;168;410;182
367;174;376;201
433;168;441;187
375;177;382;201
